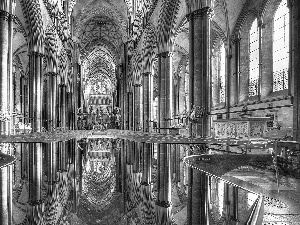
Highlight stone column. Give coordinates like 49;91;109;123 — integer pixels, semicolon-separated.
122;50;128;129
186;3;213;224
0;8;14;225
226;46;231;118
156;51;173;224
128;92;134;130
60;84;67;130
28;52;43;133
178;74;185;116
133;84;141;173
143;72;151;133
258;20;263;100
134;84;142;130
291;0;300;141
232;33;241;105
189;7;213;137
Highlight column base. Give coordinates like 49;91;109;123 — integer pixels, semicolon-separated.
155;203;172;225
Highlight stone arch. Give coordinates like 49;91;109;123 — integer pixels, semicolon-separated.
44;25;59;75
20;0;44;53
239;9;260;102
142;24;157;73
156;0;181;52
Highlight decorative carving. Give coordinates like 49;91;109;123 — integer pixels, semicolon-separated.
30;51;44;58
142;72;151;77
193;7;214;19
190;144;207;154
155;200;172;208
189;105;206;123
157;51;173;58
0;110;11;121
0;10;12;21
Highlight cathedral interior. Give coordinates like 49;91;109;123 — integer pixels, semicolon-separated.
0;0;300;224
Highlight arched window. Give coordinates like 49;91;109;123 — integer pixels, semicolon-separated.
273;0;289;92
219;43;226;103
211;42;226;106
249;18;259;97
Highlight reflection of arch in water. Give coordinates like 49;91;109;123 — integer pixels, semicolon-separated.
82;158;116;212
14;162;78;224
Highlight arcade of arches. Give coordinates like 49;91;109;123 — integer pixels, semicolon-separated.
0;0;300;224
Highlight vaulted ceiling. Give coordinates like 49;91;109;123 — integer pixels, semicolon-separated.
11;0;254;102
70;0;250;98
72;0;128;96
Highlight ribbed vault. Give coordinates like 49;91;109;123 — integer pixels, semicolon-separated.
73;0;127;108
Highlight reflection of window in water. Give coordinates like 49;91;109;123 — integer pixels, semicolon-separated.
218;179;224;216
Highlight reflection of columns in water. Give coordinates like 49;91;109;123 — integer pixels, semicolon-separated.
232;185;239;223
191;169;208;224
173;144;180;183
133;142;141;173
0;146;14;224
115;146;122;192
58;141;67;172
141;143;152;185
46;143;57;187
28;143;43;203
126;140;134;165
21;143;28;179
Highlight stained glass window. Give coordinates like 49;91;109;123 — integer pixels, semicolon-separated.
273;1;289;92
249;18;259;97
219;43;226;103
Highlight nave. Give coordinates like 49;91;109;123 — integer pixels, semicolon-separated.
1;0;300;224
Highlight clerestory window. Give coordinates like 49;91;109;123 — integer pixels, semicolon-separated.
273;0;289;92
249;18;259;97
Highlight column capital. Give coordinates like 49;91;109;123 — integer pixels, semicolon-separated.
28;200;44;206
186;12;193;22
157;51;173;58
231;37;241;45
0;10;12;21
142;72;152;77
258;19;265;29
192;7;214;20
29;51;44;58
134;83;143;87
156;200;172;208
44;72;58;77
